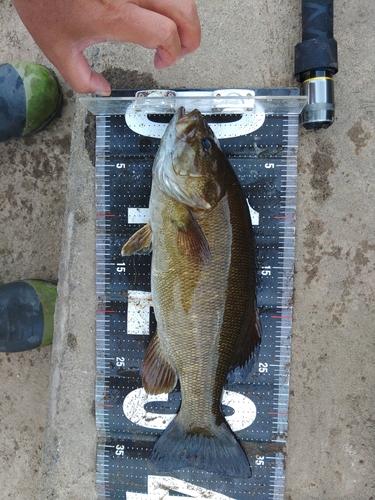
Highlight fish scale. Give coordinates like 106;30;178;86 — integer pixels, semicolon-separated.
80;88;306;499
148;181;238;433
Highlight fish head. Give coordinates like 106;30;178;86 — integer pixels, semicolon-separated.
153;107;227;212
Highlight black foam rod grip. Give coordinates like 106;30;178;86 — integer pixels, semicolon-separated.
295;0;338;78
302;0;334;40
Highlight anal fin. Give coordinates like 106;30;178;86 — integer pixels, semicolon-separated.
142;332;178;395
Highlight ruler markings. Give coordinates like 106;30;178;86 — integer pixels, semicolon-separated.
94;93;300;499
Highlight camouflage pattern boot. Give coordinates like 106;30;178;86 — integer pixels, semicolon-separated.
0;279;57;352
0;61;62;142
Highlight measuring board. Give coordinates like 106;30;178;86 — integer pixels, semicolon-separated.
81;89;305;499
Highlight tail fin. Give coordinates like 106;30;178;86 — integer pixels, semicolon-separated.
148;415;251;478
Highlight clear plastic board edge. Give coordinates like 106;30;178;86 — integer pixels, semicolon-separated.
80;90;307;117
80;90;306;139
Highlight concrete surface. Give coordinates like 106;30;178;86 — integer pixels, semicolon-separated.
0;2;75;500
1;0;374;499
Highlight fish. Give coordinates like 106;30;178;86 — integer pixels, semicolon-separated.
121;107;261;477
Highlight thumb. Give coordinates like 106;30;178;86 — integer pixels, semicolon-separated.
57;50;112;95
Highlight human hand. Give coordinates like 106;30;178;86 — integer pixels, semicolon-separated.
12;0;201;95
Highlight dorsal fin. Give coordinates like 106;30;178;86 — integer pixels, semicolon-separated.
227;303;262;378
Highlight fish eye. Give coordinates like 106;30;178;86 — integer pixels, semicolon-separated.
202;138;212;151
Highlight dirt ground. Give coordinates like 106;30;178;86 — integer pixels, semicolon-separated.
0;2;75;499
1;1;375;499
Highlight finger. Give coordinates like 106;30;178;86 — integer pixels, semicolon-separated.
43;6;184;91
138;0;201;56
54;50;111;95
109;4;184;68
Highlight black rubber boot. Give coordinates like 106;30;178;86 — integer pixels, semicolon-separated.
0;62;62;142
0;280;57;352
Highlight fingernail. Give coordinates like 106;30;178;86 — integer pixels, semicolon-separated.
95;89;111;97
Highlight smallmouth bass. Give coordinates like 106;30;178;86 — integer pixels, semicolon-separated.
122;107;261;477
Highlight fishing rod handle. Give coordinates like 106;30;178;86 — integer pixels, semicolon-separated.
302;0;334;40
295;0;338;80
295;0;338;129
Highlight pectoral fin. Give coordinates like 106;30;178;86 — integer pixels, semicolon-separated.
174;211;211;265
121;223;152;256
142;332;178;395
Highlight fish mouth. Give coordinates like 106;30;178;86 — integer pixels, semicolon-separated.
175;108;202;141
175;106;186;120
173;107;203;179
